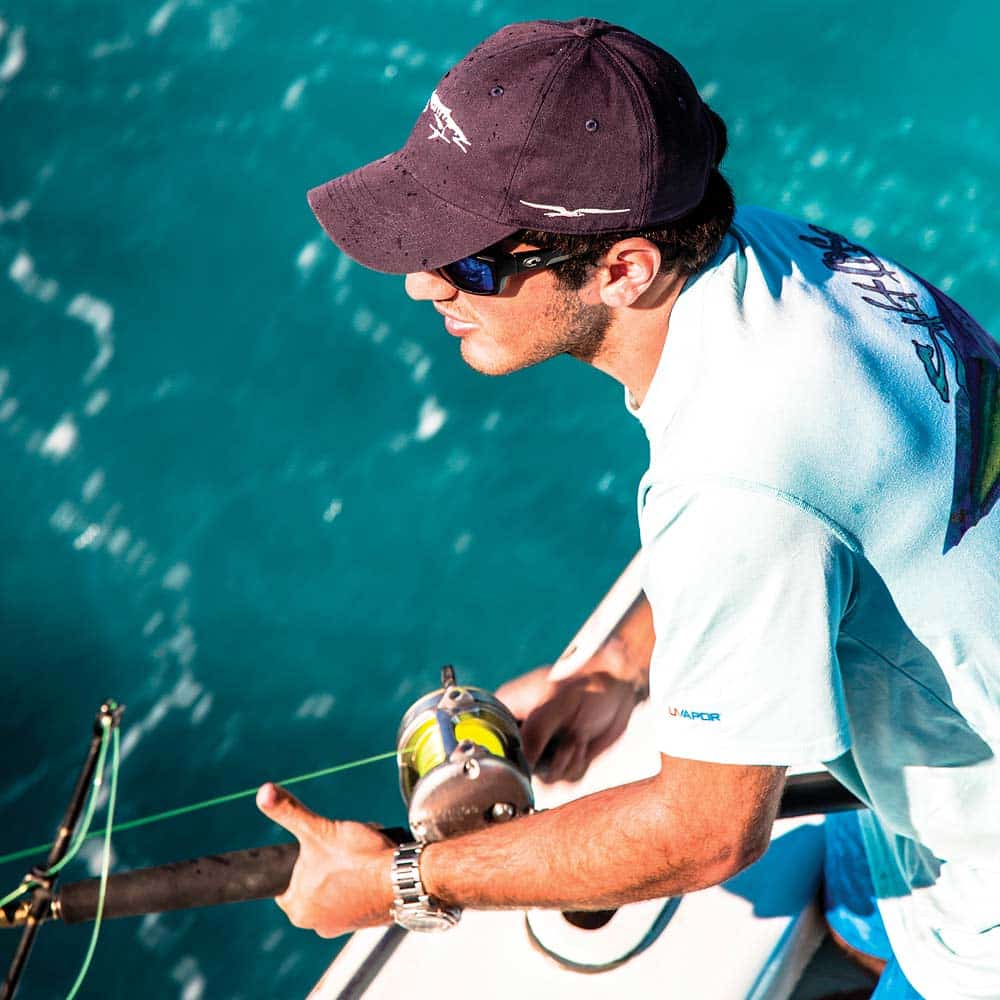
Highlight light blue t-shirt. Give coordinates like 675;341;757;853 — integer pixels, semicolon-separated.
630;207;1000;998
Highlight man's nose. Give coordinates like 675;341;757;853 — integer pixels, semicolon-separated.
405;270;457;302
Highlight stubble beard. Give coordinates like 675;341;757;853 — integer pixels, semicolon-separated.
461;290;612;376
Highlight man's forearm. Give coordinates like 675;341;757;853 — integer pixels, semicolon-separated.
420;758;782;912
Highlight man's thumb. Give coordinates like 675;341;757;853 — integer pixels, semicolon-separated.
256;782;321;840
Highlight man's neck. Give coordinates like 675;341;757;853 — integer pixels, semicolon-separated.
588;270;688;408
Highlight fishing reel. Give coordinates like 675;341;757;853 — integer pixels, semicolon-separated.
396;666;534;842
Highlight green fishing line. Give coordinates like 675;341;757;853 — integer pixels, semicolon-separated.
0;749;397;868
64;724;120;1000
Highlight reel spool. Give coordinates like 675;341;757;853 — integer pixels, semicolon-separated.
396;666;534;842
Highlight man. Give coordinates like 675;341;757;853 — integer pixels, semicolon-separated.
256;18;1000;998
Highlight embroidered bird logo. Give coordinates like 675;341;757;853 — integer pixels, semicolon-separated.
519;200;631;219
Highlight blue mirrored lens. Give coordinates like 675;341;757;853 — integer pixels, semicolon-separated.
443;256;496;293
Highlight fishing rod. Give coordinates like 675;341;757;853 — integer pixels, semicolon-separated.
0;729;862;934
0;556;869;999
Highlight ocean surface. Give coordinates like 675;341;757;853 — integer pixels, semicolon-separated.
1;1;997;996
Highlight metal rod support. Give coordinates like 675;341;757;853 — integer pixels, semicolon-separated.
0;700;123;1000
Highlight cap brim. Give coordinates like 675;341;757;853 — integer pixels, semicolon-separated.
307;152;518;275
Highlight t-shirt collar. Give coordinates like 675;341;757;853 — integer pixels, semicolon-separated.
624;233;738;438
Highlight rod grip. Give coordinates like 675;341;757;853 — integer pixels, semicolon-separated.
57;842;299;924
54;827;410;925
778;771;863;818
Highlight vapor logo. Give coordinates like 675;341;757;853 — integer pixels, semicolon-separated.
669;706;721;722
424;91;471;153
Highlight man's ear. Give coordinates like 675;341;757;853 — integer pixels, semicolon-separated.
595;239;662;308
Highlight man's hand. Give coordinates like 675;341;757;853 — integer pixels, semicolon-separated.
497;663;644;783
256;782;395;938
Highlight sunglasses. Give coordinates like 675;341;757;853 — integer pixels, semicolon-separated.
437;246;575;296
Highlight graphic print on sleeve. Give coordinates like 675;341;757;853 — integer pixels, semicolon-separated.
799;225;1000;552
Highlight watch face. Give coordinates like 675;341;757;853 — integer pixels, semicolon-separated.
394;906;461;933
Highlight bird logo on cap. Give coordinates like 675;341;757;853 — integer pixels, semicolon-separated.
519;200;630;219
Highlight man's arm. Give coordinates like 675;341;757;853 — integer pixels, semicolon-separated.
422;752;785;909
257;752;786;936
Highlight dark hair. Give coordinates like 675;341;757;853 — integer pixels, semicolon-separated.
517;108;734;289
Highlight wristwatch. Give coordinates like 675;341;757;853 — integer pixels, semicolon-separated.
390;841;462;932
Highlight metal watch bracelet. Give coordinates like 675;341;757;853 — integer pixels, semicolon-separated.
390;842;462;932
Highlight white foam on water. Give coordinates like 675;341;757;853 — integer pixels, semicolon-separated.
90;35;133;59
398;339;431;381
143;609;164;636
82;468;105;502
0;26;25;82
171;956;206;1000
9;250;59;302
322;498;343;522
283;76;307;111
0;198;30;223
162;623;198;668
446;449;469;474
66;293;114;383
0;368;7;395
415;396;446;441
73;523;102;550
597;471;615;494
40;413;78;461
482;410;501;432
453;531;472;554
162;561;192;590
49;500;79;533
119;671;203;762
208;4;240;51
147;0;181;36
191;691;213;724
0;759;48;808
296;237;321;275
107;526;131;556
851;217;875;239
700;80;719;101
332;252;352;283
352;305;374;334
295;692;336;719
84;387;110;415
261;929;285;953
276;954;302;981
138;913;169;950
809;148;829;168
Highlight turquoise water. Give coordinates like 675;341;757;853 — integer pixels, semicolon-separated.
1;1;997;996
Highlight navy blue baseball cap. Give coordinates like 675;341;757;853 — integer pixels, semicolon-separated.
307;18;716;274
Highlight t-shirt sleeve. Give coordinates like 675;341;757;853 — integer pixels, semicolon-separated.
640;483;855;765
